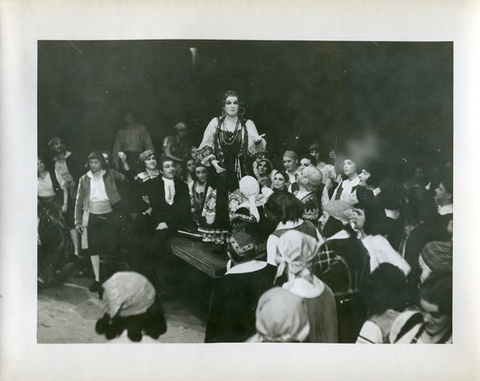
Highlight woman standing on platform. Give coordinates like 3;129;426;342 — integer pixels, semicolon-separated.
196;90;266;248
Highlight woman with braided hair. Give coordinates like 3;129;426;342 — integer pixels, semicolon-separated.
196;90;266;248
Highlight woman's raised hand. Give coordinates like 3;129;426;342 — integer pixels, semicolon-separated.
118;151;127;161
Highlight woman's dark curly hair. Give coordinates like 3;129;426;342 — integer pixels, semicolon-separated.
354;200;387;236
365;263;410;316
95;297;167;342
420;270;453;316
221;90;241;105
264;191;304;224
377;179;405;210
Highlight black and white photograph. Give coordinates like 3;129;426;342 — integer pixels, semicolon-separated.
1;1;479;380
36;39;453;345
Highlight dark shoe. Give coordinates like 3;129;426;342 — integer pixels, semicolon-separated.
89;281;101;293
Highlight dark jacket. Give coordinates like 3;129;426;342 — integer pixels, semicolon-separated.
52;151;84;184
146;177;193;232
74;170;124;225
205;263;276;343
315;229;371;343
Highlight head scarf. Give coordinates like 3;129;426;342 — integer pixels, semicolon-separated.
283;150;298;161
323;200;355;225
258;158;273;170
274;230;320;286
301;165;323;188
139;149;155;163
252;287;310;343
240;175;260;199
239;176;261;222
102;272;156;318
421;241;453;272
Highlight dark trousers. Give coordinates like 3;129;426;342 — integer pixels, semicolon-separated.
87;212;116;258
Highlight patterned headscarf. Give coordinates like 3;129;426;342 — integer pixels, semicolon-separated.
251;287;310;343
283;150;299;161
274;230;320;286
102;272;156;318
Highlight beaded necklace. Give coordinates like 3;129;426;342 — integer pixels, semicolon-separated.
220;118;241;146
410;324;452;344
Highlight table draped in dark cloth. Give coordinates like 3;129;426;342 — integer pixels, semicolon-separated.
196;116;266;244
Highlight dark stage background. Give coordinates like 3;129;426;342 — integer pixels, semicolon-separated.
38;40;453;176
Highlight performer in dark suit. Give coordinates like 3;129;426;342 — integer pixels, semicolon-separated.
142;158;193;294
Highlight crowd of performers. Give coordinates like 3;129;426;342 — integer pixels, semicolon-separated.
38;90;453;344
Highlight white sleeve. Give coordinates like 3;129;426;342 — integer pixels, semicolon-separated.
356;320;383;344
246;119;266;155
374;236;411;276
54;170;66;188
266;235;279;266
196;118;218;166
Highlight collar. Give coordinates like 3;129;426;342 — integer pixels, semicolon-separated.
438;204;453;215
87;169;106;179
54;151;72;161
226;259;268;275
345;176;360;186
275;219;304;231
284;276;325;298
326;229;350;241
138;170;160;181
296;190;311;200
385;209;401;220
162;177;175;184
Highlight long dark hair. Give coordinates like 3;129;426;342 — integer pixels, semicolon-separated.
354;200;387;236
420;270;452;316
38;152;55;175
365;263;410;316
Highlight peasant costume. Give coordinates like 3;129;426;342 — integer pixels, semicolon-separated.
275;230;338;343
247;287;310;343
228;176;270;258
196;116;266;244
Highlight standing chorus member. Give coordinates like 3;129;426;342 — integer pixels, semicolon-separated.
112;112;154;173
74;152;126;294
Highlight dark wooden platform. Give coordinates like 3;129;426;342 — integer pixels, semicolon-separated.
169;236;228;278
